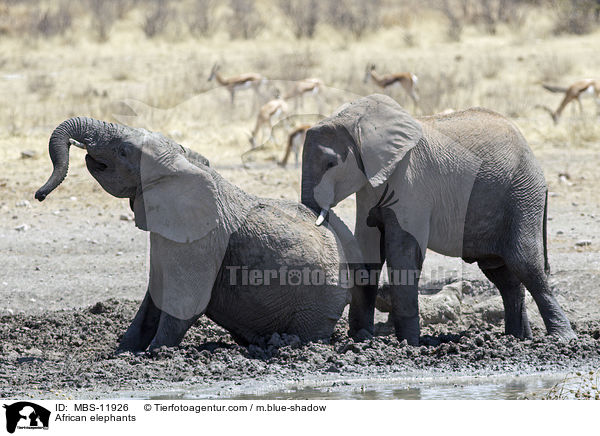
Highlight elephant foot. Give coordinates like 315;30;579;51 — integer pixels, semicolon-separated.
147;311;197;351
504;314;533;340
348;286;377;337
351;328;373;342
393;315;420;346
548;325;577;342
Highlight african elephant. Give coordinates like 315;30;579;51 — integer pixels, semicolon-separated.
35;117;360;351
301;94;576;345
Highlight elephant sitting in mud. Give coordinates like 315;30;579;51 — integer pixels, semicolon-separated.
35;117;362;351
301;94;576;345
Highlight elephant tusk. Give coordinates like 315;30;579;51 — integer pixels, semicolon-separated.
315;208;328;226
69;138;86;149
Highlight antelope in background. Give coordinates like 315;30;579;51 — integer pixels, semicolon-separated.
249;91;289;148
279;124;311;168
364;63;419;108
208;63;266;105
540;79;600;124
284;78;323;110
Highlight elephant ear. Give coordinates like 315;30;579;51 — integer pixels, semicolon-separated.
133;141;220;244
341;94;423;187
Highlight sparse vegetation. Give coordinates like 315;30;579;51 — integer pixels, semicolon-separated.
0;0;599;162
279;0;319;39
186;0;218;38
143;0;172;38
28;2;72;38
228;0;264;39
534;369;600;400
326;0;382;39
552;0;599;35
89;0;116;42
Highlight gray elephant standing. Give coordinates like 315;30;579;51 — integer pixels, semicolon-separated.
35;117;361;351
301;94;575;345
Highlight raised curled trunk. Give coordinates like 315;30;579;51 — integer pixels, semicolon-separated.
35;117;113;201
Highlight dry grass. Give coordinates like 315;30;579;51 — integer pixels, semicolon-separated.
0;0;600;206
535;369;600;400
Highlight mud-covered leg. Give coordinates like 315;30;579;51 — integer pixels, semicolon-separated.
117;290;161;352
508;256;575;340
148;311;200;350
385;230;424;346
481;265;532;339
348;262;382;338
349;219;383;338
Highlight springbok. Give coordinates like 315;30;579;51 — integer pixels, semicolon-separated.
208;63;266;105
279;124;311;168
284;78;323;109
364;64;419;107
541;79;600;124
249;95;289;148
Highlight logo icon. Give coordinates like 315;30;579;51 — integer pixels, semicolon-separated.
3;402;50;434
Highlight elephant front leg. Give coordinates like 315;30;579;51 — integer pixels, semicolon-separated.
349;220;384;338
148;311;200;350
385;228;425;346
117;290;161;353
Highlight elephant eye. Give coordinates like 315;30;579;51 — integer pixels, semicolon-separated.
326;161;337;170
119;148;127;158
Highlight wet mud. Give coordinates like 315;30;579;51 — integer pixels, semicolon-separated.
1;296;599;399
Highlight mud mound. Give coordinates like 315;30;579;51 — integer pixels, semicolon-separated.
1;299;599;399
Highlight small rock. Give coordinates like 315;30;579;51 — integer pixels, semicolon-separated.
575;240;591;247
14;224;29;232
558;174;572;186
70;196;78;201
89;301;107;314
116;251;123;256
119;214;133;221
15;200;31;208
20;150;37;159
325;364;340;373
556;230;564;235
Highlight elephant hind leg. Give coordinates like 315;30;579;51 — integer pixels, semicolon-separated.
480;264;532;339
504;251;575;340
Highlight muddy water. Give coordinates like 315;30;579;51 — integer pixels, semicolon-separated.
232;376;564;400
137;374;566;400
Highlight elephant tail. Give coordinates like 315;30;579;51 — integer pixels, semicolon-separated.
543;189;550;275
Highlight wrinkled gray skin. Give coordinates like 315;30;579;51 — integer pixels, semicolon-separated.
301;94;576;345
36;117;358;351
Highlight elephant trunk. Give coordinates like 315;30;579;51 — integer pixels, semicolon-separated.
301;174;329;226
35;117;115;201
301;179;318;213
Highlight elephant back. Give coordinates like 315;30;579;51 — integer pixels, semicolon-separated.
205;199;349;344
